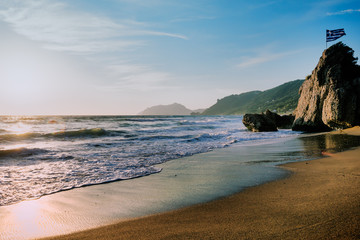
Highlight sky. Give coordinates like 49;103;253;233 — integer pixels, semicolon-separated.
0;0;359;115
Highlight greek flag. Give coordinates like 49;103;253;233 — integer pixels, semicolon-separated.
326;28;346;42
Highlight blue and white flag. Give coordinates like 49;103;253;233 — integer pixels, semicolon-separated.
326;28;346;42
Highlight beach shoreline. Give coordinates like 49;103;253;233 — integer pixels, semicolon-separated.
41;127;360;240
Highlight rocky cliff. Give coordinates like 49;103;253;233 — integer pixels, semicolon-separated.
292;42;360;132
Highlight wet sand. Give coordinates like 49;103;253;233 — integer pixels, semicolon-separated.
43;127;360;240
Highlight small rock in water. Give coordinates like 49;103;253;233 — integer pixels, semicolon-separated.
242;113;277;132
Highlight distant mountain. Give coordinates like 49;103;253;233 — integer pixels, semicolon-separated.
139;103;194;115
190;108;207;115
202;79;304;115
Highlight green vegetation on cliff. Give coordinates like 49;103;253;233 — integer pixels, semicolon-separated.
202;79;304;115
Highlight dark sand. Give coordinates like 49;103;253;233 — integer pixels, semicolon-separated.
43;127;360;240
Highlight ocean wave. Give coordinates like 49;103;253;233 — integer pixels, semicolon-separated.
0;128;129;142
49;128;109;138
0;129;8;133
173;125;217;132
138;134;194;141
0;132;42;142
0;147;48;159
118;122;134;127
185;133;226;142
0;116;50;124
0;115;302;207
121;117;176;122
0;165;162;206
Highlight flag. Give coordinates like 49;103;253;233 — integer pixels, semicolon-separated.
326;28;346;42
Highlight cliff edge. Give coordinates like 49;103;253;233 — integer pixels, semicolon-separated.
292;42;360;132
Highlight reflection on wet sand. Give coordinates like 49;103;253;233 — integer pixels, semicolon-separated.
299;133;360;157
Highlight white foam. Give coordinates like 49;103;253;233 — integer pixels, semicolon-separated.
0;115;299;206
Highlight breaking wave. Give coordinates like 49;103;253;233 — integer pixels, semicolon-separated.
0;148;49;159
0;128;129;143
0;115;300;206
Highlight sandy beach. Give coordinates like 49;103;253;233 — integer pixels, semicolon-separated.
1;1;359;239
40;127;360;240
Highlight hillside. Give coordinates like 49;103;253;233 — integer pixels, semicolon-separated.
202;79;304;115
139;103;194;115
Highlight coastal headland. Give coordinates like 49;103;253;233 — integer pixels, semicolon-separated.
42;127;360;240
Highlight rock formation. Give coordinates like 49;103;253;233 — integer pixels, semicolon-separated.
264;110;295;129
292;42;360;132
243;110;294;132
243;113;278;132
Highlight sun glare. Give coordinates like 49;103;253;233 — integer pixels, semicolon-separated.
3;59;42;98
8;122;34;135
5;200;45;239
0;49;53;116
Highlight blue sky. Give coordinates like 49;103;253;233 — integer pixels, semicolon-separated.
0;0;359;115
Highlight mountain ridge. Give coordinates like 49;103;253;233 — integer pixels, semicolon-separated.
139;79;304;116
202;79;304;115
138;103;195;115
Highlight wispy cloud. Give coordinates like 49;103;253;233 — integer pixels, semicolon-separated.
0;0;187;93
326;8;360;16
138;30;188;40
101;63;175;92
0;0;187;54
236;50;301;69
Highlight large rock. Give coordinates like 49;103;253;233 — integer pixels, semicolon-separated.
243;110;295;132
292;42;360;132
264;109;295;129
243;113;277;132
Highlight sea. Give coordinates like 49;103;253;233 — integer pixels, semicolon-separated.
0;115;302;206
